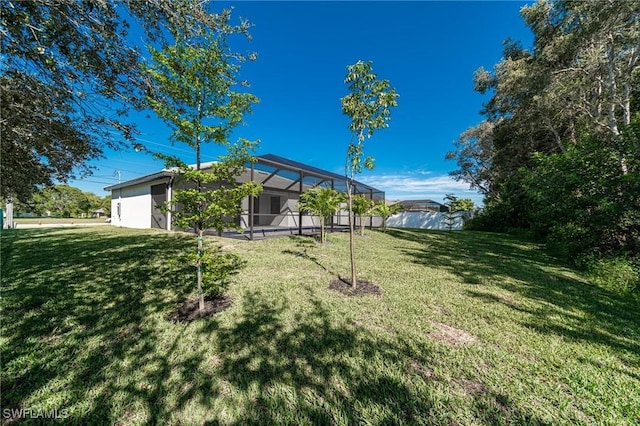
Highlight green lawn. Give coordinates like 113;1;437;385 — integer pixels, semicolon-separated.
1;226;638;425
11;217;106;225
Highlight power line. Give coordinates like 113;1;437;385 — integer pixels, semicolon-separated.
71;178;117;185
90;164;148;176
92;175;120;180
92;158;163;169
105;129;226;163
106;130;194;155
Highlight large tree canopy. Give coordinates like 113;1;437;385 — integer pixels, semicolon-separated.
0;0;221;202
450;0;640;275
449;0;640;199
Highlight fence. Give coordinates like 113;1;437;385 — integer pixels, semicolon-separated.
386;211;471;231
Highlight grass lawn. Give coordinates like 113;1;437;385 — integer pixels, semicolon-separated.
1;226;639;425
11;217;106;225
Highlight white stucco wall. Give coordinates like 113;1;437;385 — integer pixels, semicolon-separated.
274;198;297;226
334;205;383;229
336;206;350;226
354;215;383;228
110;183;152;229
107;175;385;232
386;211;465;231
239;196;318;228
277;198;318;227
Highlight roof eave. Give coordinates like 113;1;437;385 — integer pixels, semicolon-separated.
104;170;175;191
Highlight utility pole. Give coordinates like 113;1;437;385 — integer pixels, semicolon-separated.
5;196;14;229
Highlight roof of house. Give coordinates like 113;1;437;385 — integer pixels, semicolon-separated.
256;154;382;194
394;199;448;211
104;169;176;191
104;154;384;196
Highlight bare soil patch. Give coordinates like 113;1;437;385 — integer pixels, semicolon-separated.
329;278;382;296
410;359;435;380
168;295;232;323
457;378;488;395
430;322;479;346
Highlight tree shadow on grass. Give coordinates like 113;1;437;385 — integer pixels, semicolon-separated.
0;227;214;423
201;288;546;425
282;235;342;280
283;236;380;293
0;227;554;424
385;228;640;362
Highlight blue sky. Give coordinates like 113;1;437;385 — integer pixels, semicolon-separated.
70;1;534;205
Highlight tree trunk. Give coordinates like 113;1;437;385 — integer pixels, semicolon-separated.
197;231;205;311
604;35;629;175
347;184;357;288
195;138;205;311
320;218;325;244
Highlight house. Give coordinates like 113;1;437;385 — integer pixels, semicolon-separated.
92;208;105;218
393;199;449;213
104;154;385;239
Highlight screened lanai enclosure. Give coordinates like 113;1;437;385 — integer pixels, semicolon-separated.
235;154;385;240
105;154;386;240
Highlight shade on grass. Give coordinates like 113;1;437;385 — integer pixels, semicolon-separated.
1;226;639;424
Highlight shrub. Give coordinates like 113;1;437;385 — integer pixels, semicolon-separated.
181;247;246;297
582;255;640;295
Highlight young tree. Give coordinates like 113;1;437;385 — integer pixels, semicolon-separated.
372;201;402;232
449;197;475;215
443;194;475;230
298;187;345;244
443;194;457;231
351;195;374;236
144;8;261;311
341;60;398;288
